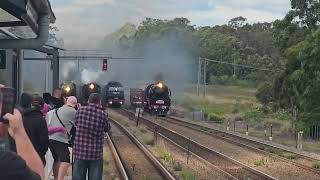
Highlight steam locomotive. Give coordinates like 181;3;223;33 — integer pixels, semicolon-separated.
105;81;125;108
81;82;101;104
144;81;171;116
61;82;77;97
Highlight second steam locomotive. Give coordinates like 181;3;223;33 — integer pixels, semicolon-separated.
130;81;171;116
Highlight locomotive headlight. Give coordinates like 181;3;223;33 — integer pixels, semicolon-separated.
89;84;95;89
157;83;163;88
65;86;71;93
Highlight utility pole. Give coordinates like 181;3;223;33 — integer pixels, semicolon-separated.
233;55;236;77
203;59;207;98
197;57;201;96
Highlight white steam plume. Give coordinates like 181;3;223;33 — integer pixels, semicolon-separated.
62;61;77;81
81;69;104;84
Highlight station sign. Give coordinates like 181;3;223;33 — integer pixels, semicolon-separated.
0;50;6;69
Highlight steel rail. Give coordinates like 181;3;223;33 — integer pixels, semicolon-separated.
117;108;277;180
109;118;176;180
105;133;129;180
166;116;320;175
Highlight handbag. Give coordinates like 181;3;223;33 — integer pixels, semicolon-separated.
55;109;76;147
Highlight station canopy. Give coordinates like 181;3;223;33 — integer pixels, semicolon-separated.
0;0;55;38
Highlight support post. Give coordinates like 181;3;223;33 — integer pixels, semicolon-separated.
203;59;207;98
269;124;273;141
246;124;249;136
187;138;191;164
154;126;158;142
297;131;303;150
18;50;23;98
227;121;230;131
197;57;201;96
52;51;59;89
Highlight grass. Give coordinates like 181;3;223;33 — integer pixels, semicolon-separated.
140;128;147;134
254;159;266;166
178;170;195;180
265;147;297;159
312;161;320;169
103;146;110;175
109;110;197;180
143;134;155;146
174;85;259;117
173;161;183;171
280;152;297;159
140;175;163;180
155;144;173;163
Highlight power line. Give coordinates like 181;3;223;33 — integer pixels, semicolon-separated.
202;57;273;72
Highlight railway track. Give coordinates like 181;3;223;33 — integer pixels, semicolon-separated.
165;116;320;173
109;118;175;180
105;133;129;180
116;108;277;180
121;107;320;179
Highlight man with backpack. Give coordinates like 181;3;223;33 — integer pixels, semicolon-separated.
47;96;77;180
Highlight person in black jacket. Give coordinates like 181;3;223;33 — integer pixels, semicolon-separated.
43;88;64;111
10;93;49;166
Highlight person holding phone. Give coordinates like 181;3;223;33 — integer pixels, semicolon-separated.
0;85;44;180
10;94;49;166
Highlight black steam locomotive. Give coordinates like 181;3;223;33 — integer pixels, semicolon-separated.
105;81;125;108
144;81;171;116
61;82;77;97
81;82;101;104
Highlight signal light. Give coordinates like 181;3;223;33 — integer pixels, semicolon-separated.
102;59;108;71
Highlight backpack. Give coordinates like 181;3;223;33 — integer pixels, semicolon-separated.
55;109;76;147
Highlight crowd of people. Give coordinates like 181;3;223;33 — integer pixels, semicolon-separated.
0;85;111;180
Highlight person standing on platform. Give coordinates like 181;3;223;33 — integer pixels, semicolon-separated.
43;88;64;111
72;93;110;180
47;96;78;180
10;93;49;166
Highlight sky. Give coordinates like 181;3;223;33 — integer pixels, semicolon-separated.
50;0;291;49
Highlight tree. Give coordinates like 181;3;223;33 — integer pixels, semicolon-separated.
256;82;274;106
228;16;247;30
273;31;320;131
290;0;320;29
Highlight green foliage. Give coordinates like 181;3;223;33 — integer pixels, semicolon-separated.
241;108;264;122
155;144;173;163
273;31;320;127
173;161;182;171
289;0;320;29
312;161;320;169
280;152;297;159
178;170;195;180
143;135;155;146
275;109;291;121
256;83;274;106
207;113;224;123
254;159;266;166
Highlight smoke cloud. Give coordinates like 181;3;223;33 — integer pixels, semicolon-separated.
62;61;78;82
102;30;195;94
58;23;195;96
81;69;104;84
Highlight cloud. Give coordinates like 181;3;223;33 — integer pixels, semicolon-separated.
74;0;115;6
50;0;291;49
